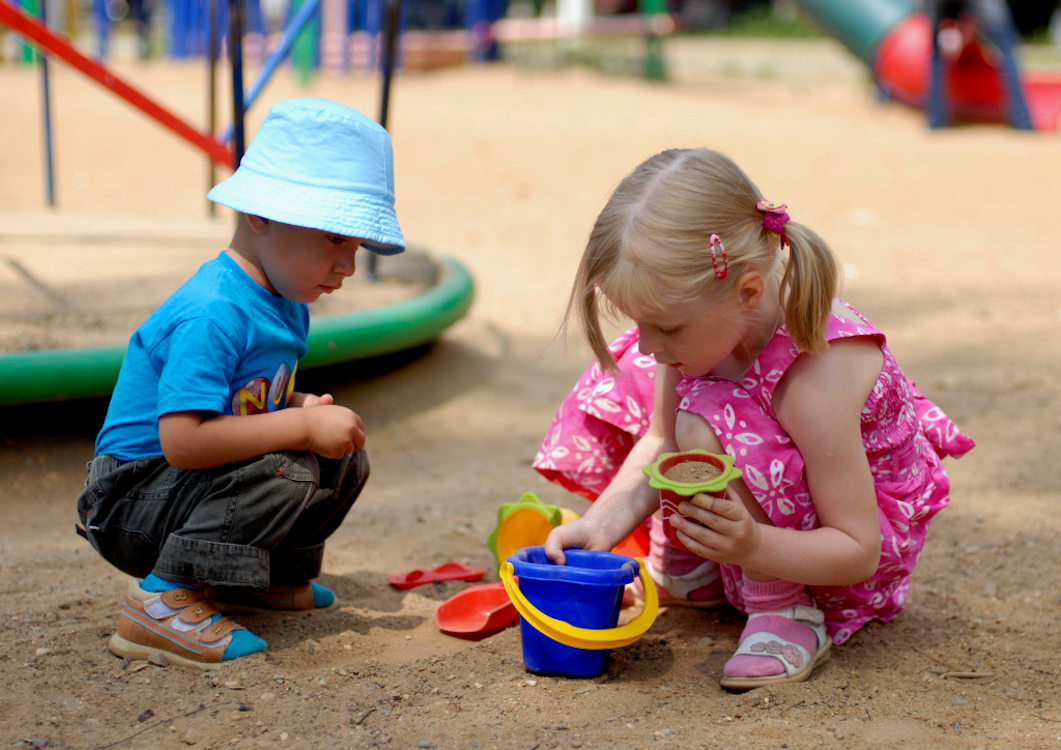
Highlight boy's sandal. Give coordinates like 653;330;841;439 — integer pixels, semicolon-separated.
109;581;247;671
207;581;336;613
627;559;728;609
718;605;832;690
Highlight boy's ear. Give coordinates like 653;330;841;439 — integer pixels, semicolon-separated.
735;270;765;310
245;214;270;234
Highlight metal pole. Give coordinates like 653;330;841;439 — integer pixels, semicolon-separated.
228;0;246;166
218;0;322;144
378;0;400;129
207;0;218;215
38;0;56;206
367;0;400;280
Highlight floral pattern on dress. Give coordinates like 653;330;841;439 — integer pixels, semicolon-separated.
533;327;655;501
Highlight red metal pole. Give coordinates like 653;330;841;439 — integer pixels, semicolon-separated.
0;0;234;168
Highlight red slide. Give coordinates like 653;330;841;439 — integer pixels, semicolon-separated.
875;11;1061;130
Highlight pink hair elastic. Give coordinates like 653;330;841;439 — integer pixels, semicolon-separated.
757;198;790;248
708;233;728;280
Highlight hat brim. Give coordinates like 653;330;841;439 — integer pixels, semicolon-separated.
208;168;405;255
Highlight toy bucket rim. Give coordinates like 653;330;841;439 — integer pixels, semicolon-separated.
507;546;639;586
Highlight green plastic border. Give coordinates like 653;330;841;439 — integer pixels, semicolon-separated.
0;254;474;406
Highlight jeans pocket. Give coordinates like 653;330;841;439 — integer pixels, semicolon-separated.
268;451;319;484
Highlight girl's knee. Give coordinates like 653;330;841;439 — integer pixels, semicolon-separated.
675;410;725;453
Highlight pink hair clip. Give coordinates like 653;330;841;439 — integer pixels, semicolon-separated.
709;233;728;280
757;198;790;248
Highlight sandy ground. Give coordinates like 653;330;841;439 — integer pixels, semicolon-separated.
1;34;1060;749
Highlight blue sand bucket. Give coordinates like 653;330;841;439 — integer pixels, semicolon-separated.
501;546;658;678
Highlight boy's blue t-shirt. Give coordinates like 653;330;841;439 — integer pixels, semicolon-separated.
95;251;310;461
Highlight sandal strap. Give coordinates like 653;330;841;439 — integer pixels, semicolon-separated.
747;605;825;628
156;591;239;638
162;594;224;627
731;631;811;676
158;587;207;609
198;617;242;641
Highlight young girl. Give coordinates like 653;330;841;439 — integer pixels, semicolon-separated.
538;148;974;690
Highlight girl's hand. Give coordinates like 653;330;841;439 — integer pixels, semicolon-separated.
671;489;762;566
303;404;366;457
543;518;616;566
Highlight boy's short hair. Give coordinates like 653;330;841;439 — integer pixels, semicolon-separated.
208;98;405;255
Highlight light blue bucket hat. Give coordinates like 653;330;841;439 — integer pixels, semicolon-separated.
207;98;405;255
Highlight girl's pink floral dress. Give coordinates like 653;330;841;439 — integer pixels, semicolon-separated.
533;302;974;643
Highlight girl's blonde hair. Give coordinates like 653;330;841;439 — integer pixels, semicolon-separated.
567;148;839;367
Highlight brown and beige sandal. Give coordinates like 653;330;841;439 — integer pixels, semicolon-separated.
109;580;253;670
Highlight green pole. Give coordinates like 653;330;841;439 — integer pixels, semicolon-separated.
291;0;320;87
639;0;665;81
792;0;916;66
20;0;40;63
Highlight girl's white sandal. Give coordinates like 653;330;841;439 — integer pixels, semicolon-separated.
719;605;832;690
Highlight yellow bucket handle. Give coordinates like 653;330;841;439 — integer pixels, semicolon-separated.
500;558;659;650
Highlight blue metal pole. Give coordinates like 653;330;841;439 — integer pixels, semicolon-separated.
219;0;321;143
38;0;55;206
92;0;108;57
228;0;246;165
207;0;219;214
366;0;399;281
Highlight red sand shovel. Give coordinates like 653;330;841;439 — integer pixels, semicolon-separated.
436;582;517;637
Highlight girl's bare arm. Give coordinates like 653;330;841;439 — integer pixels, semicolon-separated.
544;363;679;563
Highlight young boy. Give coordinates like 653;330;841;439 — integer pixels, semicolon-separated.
76;98;405;670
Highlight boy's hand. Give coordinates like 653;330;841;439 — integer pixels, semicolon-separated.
290;391;334;408
303;404;366;457
291;392;366;456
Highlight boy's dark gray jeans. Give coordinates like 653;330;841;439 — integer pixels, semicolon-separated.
76;450;369;589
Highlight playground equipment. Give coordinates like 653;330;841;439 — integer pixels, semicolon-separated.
0;0;234;167
793;0;1061;130
0;253;475;405
1;0;477;406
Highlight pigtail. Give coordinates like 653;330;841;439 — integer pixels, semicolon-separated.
778;221;839;353
563;210;627;371
574;279;615;371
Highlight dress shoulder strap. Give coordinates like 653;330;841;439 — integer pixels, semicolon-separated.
751;300;886;403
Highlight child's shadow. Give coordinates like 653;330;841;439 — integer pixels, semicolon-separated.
238;571;474;649
607;605;745;685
